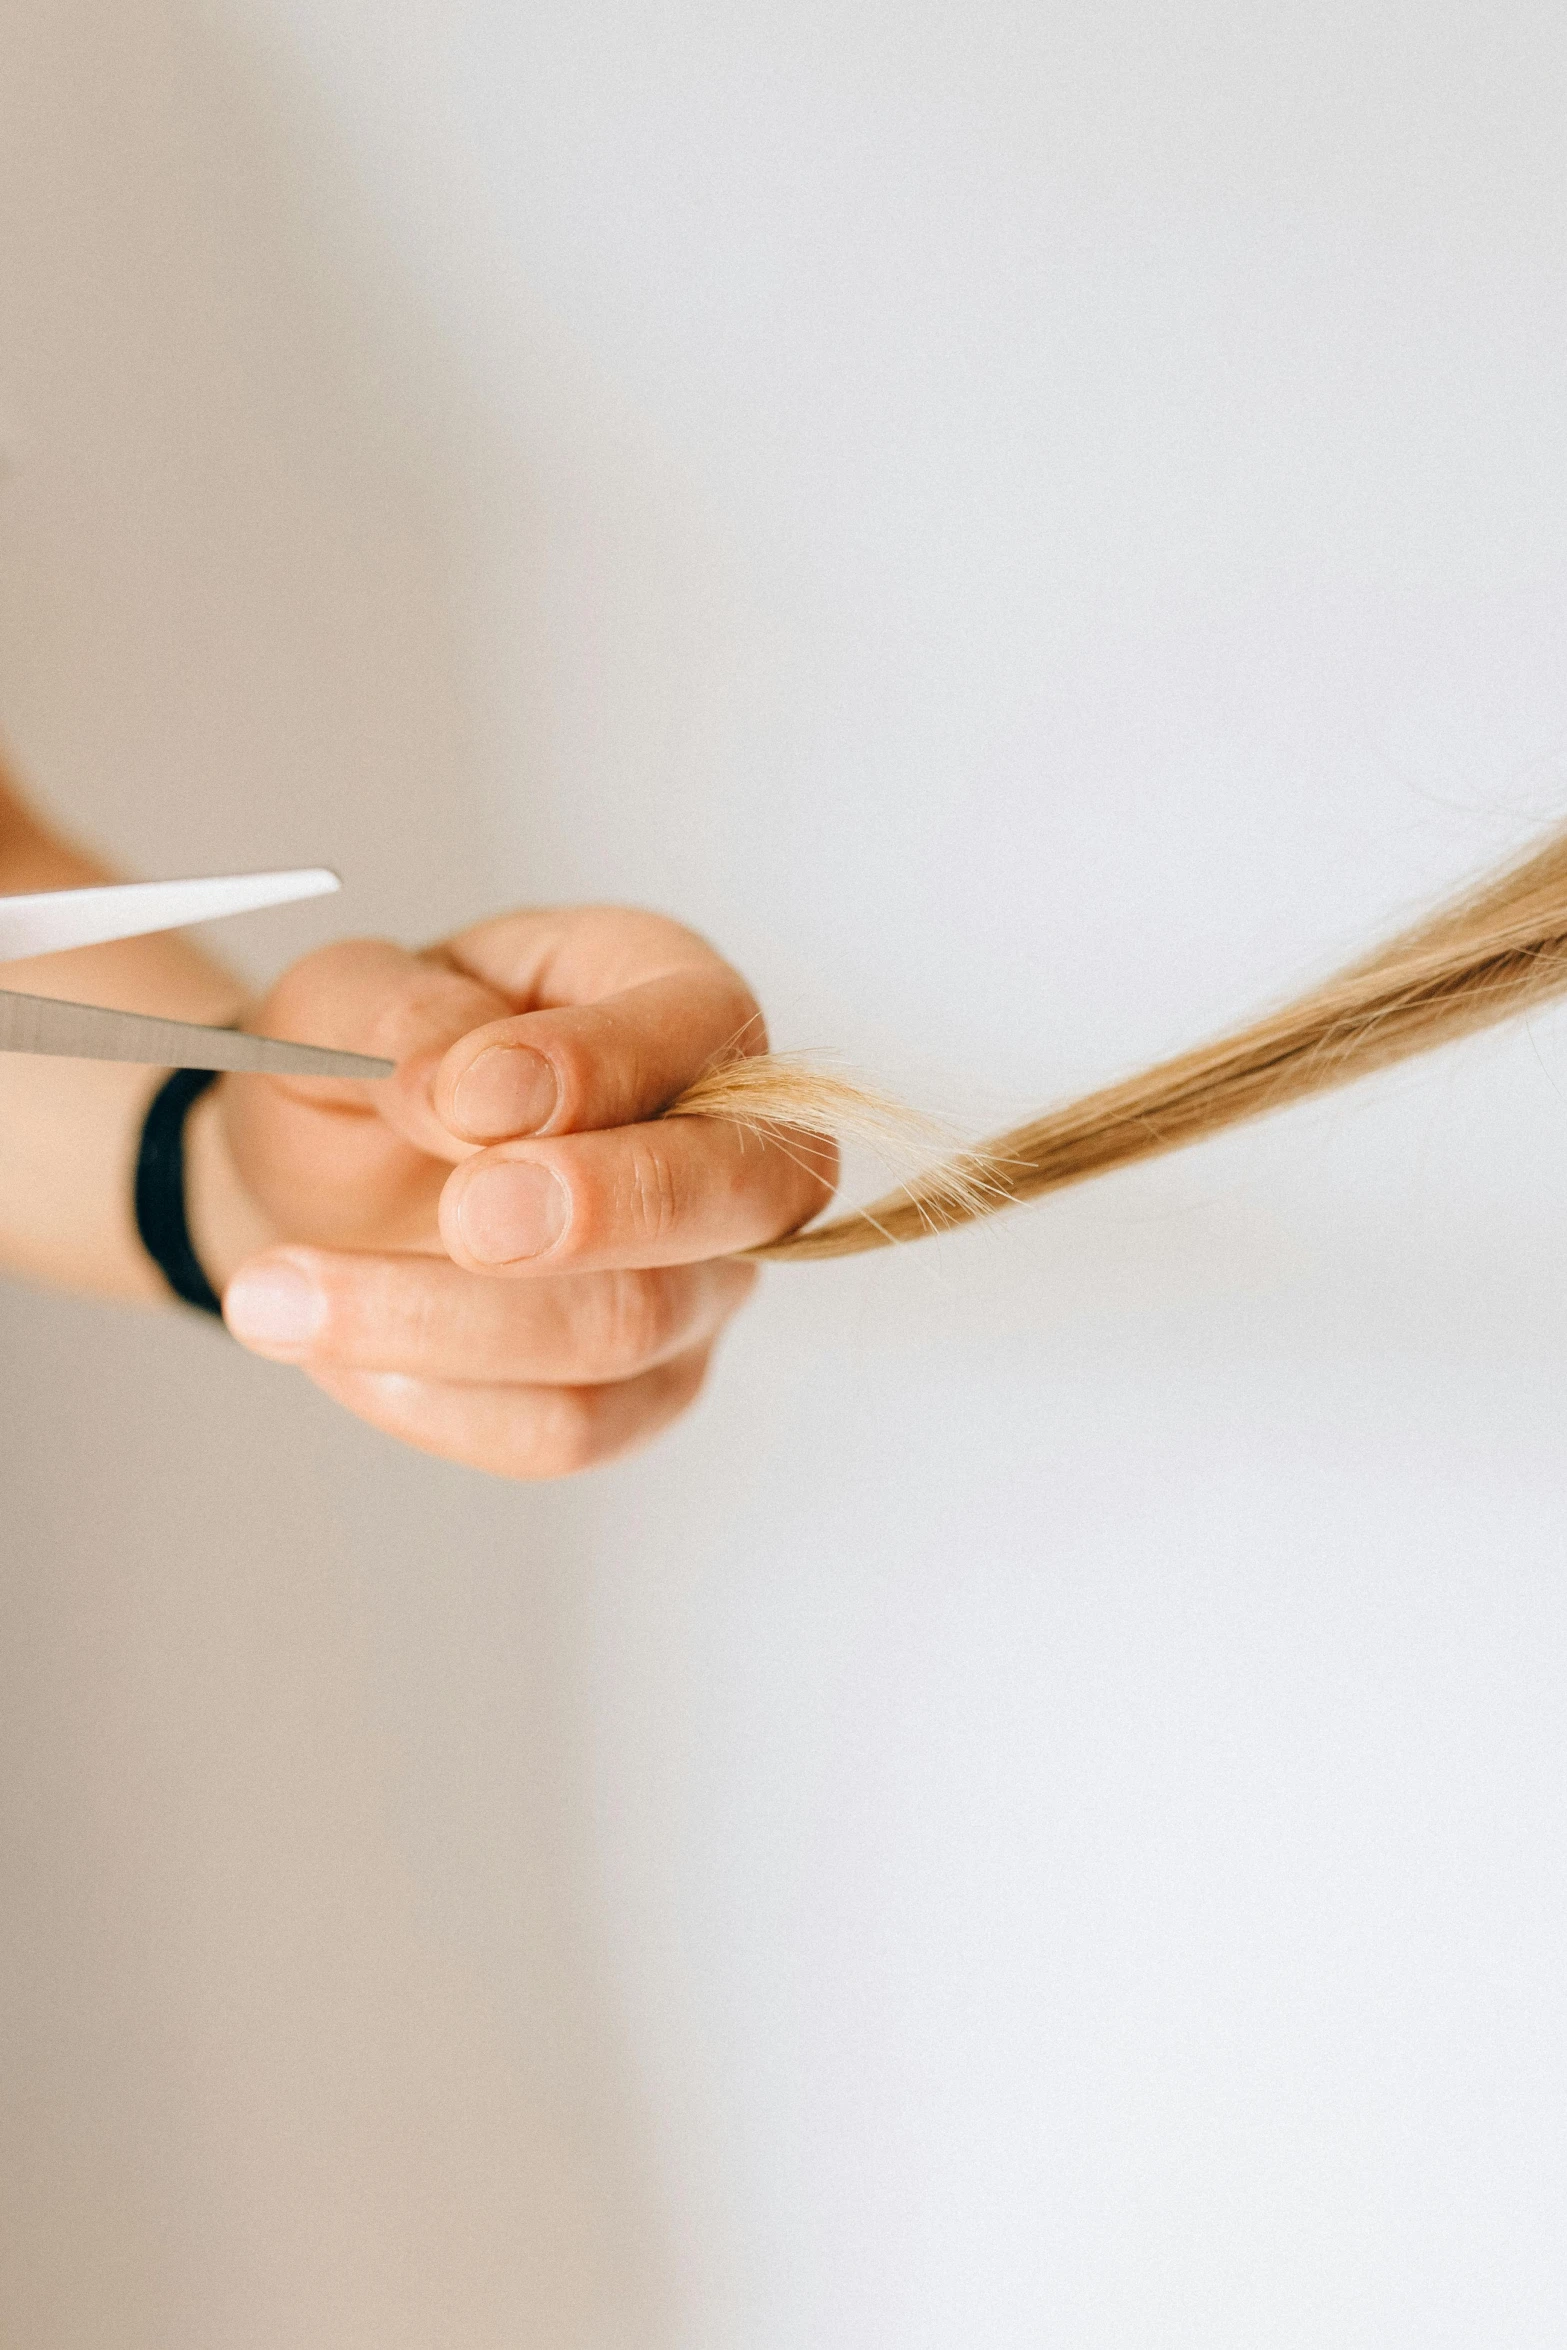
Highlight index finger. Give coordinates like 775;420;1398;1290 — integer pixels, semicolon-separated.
445;904;731;1006
434;913;767;1145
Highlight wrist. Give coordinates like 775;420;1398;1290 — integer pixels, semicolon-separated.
182;1079;283;1297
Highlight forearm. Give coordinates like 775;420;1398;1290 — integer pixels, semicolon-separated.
0;768;248;1301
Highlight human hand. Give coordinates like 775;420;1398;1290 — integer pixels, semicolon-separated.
189;907;836;1477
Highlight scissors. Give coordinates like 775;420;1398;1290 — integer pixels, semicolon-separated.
0;868;394;1079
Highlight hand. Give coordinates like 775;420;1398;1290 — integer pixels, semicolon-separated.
190;907;836;1477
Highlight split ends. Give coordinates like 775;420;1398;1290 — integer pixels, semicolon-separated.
664;823;1567;1262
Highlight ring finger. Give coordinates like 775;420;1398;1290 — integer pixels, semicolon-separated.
306;1344;715;1479
223;1246;757;1384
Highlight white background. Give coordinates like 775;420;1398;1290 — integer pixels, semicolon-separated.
4;4;1567;2342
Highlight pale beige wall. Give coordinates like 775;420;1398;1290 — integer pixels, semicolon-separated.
6;6;1567;2344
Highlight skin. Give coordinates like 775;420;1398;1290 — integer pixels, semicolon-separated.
0;764;837;1477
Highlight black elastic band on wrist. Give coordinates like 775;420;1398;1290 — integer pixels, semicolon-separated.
134;1066;226;1319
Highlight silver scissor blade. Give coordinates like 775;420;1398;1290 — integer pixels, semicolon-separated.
0;989;394;1078
0;868;341;961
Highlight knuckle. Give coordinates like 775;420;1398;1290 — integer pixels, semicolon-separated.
620;906;721;962
395;1268;443;1367
717;1259;761;1315
591;1270;682;1375
526;1387;604;1479
323;1258;453;1374
566;906;719;992
707;969;767;1057
652;1346;713;1434
374;968;494;1064
258;940;367;1038
624;1139;684;1247
733;996;769;1059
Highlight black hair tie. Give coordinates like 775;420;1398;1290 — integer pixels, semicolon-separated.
133;1066;226;1319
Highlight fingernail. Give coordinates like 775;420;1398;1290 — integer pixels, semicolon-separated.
456;1161;571;1263
224;1258;328;1358
451;1046;559;1139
